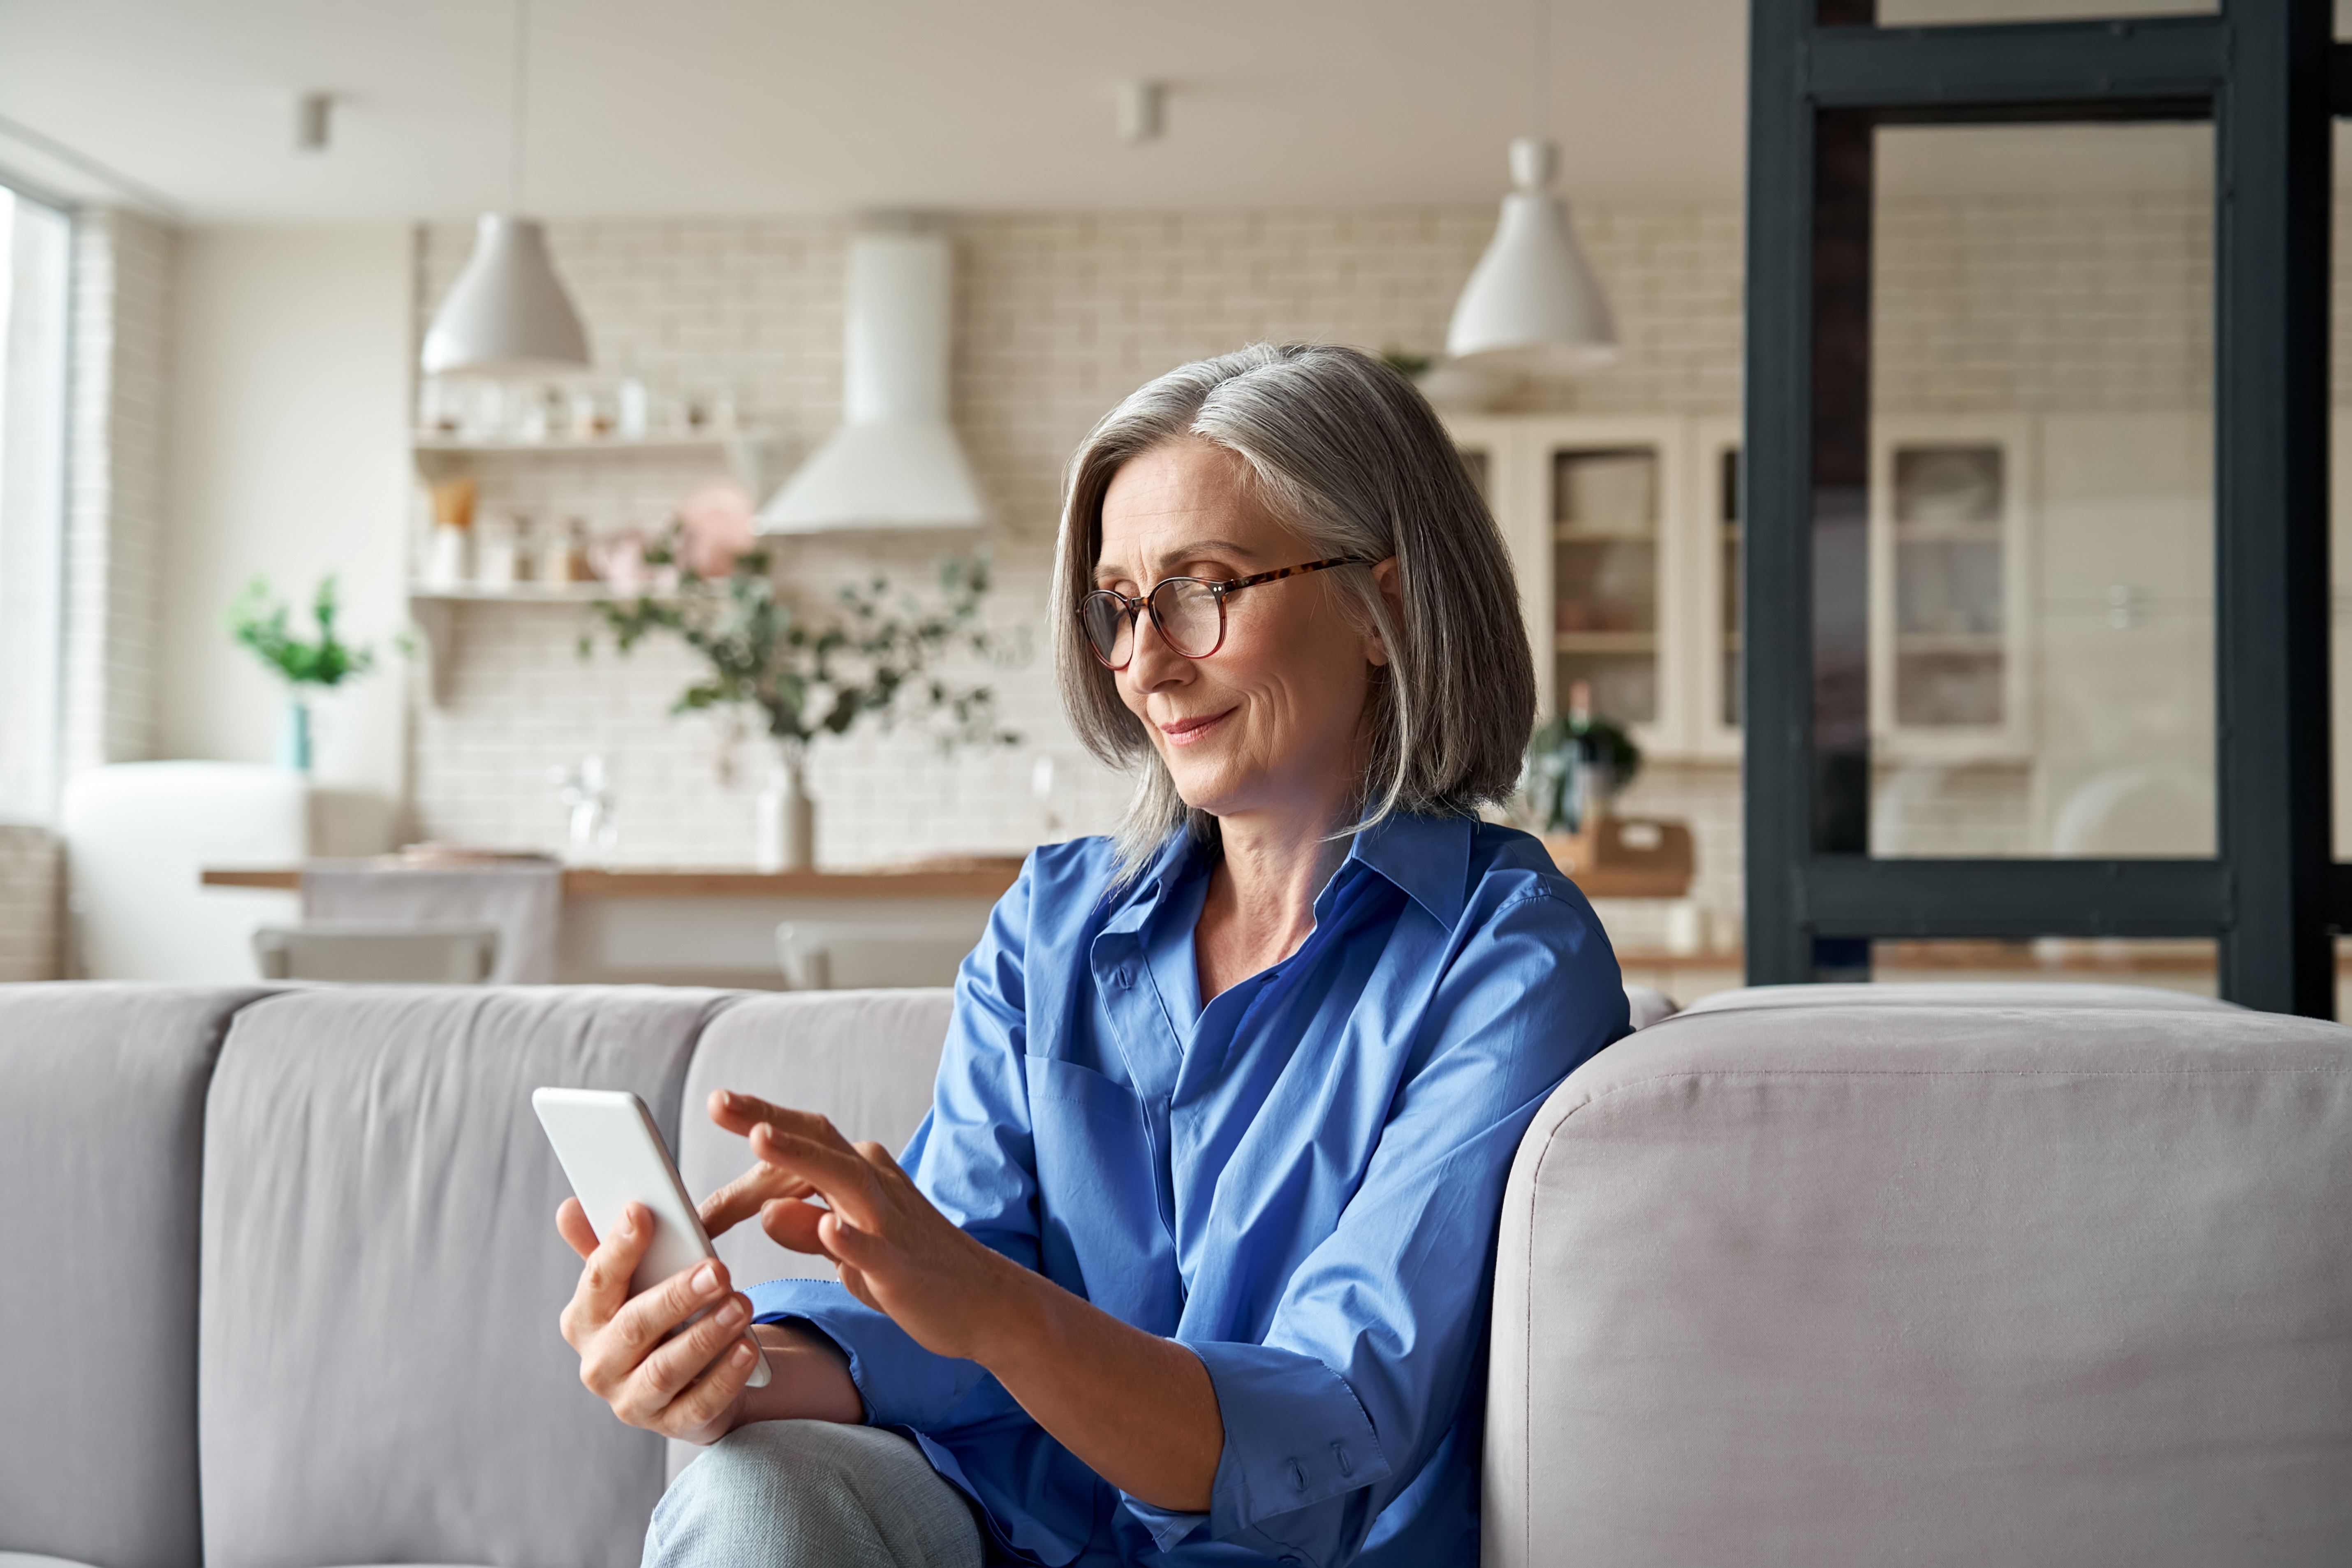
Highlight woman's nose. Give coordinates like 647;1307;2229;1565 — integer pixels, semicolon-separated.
1123;608;1192;690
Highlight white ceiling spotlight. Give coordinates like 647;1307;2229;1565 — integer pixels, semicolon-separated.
1116;81;1167;144
1445;0;1616;377
419;0;589;378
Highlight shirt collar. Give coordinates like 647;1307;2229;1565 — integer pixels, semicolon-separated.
1341;811;1474;929
1104;811;1475;934
1100;827;1211;937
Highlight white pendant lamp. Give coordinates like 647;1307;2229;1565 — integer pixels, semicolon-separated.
1447;137;1616;377
419;0;588;378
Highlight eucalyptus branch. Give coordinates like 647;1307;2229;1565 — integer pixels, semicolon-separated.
579;523;1022;756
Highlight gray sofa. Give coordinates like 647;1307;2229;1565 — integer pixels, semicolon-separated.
1;978;2346;1568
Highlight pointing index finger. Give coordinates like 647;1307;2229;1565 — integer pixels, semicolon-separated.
708;1090;859;1152
748;1123;884;1232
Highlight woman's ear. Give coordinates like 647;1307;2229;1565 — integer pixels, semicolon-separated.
1364;556;1403;667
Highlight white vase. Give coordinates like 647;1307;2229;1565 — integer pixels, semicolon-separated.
754;744;815;872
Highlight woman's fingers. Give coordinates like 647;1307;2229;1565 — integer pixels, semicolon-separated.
623;1289;753;1418
560;1201;652;1352
759;1196;837;1256
708;1090;860;1155
598;1257;734;1378
556;1196;597;1260
749;1123;885;1230
698;1159;815;1237
659;1333;764;1437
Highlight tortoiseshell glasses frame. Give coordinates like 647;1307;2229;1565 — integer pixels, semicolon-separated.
1078;556;1371;669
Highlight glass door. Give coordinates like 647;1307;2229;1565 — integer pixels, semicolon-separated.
1533;418;1690;752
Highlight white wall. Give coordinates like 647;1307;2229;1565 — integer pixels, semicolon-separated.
160;226;410;814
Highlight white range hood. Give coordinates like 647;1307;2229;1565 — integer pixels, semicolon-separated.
757;231;988;533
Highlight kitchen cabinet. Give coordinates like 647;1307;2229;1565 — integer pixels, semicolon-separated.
1869;416;2035;761
1448;415;1697;756
1455;412;2060;777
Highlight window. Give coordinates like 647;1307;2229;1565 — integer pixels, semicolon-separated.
0;184;72;821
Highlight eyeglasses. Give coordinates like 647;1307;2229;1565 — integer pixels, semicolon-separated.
1078;556;1370;669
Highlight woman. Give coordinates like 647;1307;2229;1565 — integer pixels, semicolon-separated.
558;343;1629;1567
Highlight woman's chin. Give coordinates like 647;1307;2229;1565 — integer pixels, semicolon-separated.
1165;761;1249;820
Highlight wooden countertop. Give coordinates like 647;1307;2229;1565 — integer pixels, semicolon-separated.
202;860;1025;899
204;859;1684;902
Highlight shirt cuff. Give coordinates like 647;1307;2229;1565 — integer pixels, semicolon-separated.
746;1277;992;1429
1120;1339;1394;1552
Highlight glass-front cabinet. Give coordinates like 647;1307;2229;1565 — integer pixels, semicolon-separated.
1449;416;1692;755
1870;418;2033;759
1453;411;2037;770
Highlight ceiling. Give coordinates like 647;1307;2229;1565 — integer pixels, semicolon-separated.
0;0;1751;224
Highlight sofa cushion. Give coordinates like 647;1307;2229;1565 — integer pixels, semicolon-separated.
196;986;736;1568
0;982;272;1568
1485;1000;2352;1568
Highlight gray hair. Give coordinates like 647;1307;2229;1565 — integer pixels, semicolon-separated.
1051;342;1536;876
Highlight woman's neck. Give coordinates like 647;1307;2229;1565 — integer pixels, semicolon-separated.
1193;807;1354;1005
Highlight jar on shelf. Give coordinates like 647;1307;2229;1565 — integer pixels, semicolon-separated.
538;517;589;586
475;513;525;589
568;386;611;442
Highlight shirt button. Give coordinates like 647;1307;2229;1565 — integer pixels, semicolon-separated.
1115;968;1132;987
1288;1459;1308;1491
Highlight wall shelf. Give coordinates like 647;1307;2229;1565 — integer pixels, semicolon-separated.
408;583;622;603
410;429;772;493
404;583;675;708
412;431;767;455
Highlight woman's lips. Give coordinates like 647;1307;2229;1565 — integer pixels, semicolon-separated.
1158;708;1234;747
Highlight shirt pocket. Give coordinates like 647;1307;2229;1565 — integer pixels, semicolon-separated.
1023;1055;1181;1334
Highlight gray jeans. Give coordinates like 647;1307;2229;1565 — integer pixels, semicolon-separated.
644;1421;984;1568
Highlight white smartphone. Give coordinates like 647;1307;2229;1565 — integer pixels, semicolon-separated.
532;1086;771;1389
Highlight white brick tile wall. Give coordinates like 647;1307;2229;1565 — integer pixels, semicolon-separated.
62;207;174;777
0;824;64;981
406;202;1750;869
400;191;2274;929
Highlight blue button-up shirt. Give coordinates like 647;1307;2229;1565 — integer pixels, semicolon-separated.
747;811;1627;1566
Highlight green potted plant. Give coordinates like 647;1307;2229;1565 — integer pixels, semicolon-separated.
582;525;1020;870
223;576;378;772
1526;679;1641;835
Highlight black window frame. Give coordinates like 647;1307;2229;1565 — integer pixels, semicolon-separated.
1741;0;2338;1014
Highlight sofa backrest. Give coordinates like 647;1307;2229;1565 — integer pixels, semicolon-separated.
194;985;735;1568
1677;979;2239;1016
1486;999;2352;1568
0;983;273;1568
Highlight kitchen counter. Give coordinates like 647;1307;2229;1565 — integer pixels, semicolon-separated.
200;859;1023;987
200;859;1024;900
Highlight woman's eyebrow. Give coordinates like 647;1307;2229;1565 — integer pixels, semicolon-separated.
1095;539;1259;581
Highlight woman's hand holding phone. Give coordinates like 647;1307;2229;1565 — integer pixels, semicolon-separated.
555;1198;864;1445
